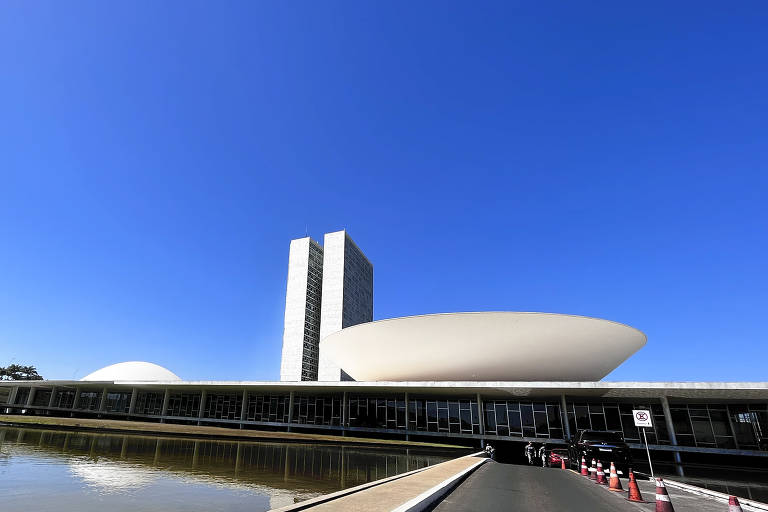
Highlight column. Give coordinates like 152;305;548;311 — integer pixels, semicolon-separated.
341;391;348;436
560;394;571;441
70;387;81;416
404;392;410;441
26;387;37;409
128;387;138;415
660;395;684;476
99;387;109;412
286;391;295;432
48;386;58;409
160;388;170;423
5;386;18;414
239;389;248;429
197;389;207;425
476;393;486;449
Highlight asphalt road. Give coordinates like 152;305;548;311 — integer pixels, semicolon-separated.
433;462;649;512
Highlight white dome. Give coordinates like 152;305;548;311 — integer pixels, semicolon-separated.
80;361;181;382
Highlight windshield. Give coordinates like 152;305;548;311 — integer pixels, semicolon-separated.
582;431;624;443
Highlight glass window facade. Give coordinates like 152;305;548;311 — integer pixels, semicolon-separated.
76;391;101;411
105;391;131;413
292;395;342;426
204;393;243;420
167;392;201;417
135;391;164;416
407;398;481;434
245;394;290;423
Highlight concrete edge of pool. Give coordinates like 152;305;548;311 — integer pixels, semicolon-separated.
269;452;489;512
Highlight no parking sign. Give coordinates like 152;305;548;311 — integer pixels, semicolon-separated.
632;410;653;427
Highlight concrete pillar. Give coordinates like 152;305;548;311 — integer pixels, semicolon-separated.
286;391;295;432
476;393;486;448
48;386;58;409
128;387;138;415
197;389;207;425
560;394;571;440
660;395;684;476
239;389;248;428
99;387;109;412
404;392;410;441
341;391;348;436
70;387;81;416
26;387;37;408
160;388;170;423
6;386;19;413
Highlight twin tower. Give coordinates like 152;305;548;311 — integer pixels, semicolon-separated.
279;230;373;381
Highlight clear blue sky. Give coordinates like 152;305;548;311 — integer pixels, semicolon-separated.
1;1;766;382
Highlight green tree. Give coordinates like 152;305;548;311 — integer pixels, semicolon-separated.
0;364;44;380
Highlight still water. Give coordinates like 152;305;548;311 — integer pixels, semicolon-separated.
0;427;460;511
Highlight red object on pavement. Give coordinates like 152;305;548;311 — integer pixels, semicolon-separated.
608;462;623;491
589;458;597;480
595;460;607;485
581;456;588;476
626;471;647;503
729;496;744;512
655;478;675;512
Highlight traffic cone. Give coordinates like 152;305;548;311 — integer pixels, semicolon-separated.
561;457;567;470
595;460;607;485
581;456;588;476
626;471;647;503
655;478;675;512
729;496;743;512
608;462;623;491
589;458;597;480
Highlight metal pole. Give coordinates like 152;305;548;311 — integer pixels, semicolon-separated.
643;427;654;478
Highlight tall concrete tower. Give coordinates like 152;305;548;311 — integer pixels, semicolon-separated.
279;230;373;381
279;237;324;381
318;230;374;381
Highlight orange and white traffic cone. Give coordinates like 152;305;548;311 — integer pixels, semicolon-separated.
729;496;743;512
655;478;675;512
561;457;567;470
608;462;623;491
595;460;607;485
589;458;597;480
581;456;588;476
626;471;647;503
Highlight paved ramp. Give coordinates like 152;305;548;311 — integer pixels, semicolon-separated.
434;462;636;512
435;462;749;512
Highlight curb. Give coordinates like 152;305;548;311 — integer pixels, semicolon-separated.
391;454;489;512
270;451;487;512
638;476;768;512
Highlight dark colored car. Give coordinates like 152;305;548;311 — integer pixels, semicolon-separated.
568;430;631;474
547;448;569;467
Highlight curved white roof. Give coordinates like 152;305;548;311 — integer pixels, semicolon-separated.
80;361;181;382
321;312;646;381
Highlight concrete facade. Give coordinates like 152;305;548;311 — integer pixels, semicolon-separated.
280;237;324;381
318;231;374;381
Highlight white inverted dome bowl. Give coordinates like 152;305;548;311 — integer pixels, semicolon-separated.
81;361;181;382
321;312;646;382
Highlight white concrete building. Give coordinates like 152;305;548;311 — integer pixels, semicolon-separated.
279;231;373;382
279;237;324;381
318;231;373;381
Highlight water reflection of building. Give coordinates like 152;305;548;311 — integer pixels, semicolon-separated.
0;427;451;499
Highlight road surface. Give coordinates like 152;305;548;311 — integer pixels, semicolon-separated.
434;462;643;512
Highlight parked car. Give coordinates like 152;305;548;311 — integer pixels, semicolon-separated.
546;447;569;467
568;430;631;474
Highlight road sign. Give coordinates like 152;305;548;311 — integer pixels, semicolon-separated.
632;410;653;428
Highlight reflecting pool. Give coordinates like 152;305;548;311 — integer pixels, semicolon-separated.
0;427;461;511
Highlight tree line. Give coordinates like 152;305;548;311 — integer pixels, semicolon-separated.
0;364;44;380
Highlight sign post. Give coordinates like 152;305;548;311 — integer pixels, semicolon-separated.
633;409;654;478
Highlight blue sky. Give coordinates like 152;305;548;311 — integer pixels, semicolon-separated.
1;1;766;381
